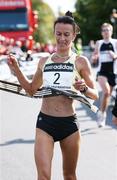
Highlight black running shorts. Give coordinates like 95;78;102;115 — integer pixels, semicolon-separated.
36;111;79;142
97;71;116;87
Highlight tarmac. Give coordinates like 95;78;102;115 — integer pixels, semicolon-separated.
0;86;117;180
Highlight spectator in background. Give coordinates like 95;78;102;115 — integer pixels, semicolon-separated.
33;42;41;53
89;40;95;52
26;35;34;50
11;41;24;59
44;40;55;54
0;35;7;55
74;38;83;55
6;38;15;54
21;40;28;53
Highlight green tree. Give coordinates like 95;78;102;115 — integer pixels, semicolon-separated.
32;0;55;44
74;0;117;44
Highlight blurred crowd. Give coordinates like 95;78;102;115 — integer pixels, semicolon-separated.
0;34;97;63
0;34;56;57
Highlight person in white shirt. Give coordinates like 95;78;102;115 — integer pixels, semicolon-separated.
92;23;117;127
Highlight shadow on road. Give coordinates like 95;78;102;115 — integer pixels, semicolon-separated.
0;138;35;146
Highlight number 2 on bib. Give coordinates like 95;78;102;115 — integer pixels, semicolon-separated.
53;73;60;84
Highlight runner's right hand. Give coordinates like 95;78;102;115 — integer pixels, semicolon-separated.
7;53;19;72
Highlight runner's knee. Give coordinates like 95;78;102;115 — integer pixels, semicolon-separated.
37;168;51;180
103;90;110;97
63;171;76;180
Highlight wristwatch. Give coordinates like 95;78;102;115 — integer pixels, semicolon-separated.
80;86;88;93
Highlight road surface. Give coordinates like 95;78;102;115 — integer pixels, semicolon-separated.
0;70;117;180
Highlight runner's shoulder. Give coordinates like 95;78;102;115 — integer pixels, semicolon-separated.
76;55;89;65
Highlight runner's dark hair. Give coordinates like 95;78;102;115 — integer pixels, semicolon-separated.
54;11;80;34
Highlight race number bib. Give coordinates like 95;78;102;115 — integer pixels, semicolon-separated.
43;63;74;90
100;51;113;63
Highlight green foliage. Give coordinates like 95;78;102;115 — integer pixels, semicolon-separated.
32;0;117;45
32;0;55;44
74;0;117;45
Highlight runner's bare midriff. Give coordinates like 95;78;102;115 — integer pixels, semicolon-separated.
41;95;74;117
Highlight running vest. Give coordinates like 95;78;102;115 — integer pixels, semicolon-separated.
98;39;117;73
42;53;81;91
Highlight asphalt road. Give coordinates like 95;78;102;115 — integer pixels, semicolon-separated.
0;81;117;180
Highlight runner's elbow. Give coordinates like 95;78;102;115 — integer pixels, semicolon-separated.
87;90;99;100
93;91;99;100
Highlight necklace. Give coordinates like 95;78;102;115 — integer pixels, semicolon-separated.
55;53;72;59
